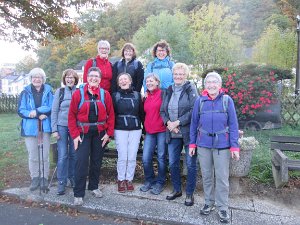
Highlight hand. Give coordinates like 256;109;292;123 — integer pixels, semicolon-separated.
73;136;82;151
172;127;179;133
29;110;36;118
39;114;47;120
231;151;240;161
189;148;196;157
101;134;110;147
52;132;60;140
167;120;180;132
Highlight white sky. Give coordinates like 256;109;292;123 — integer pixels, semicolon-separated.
0;0;122;66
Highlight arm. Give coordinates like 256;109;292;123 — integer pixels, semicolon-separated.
136;61;144;92
17;91;32;118
159;89;170;125
111;62;118;93
143;63;151;93
68;90;81;139
51;89;60;133
227;96;240;153
83;59;92;83
104;91;115;137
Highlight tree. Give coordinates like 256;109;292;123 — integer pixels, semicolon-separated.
15;55;37;74
252;24;296;69
0;0;105;49
189;2;243;71
132;11;192;64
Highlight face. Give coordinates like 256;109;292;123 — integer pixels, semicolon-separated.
31;75;43;89
146;77;159;92
98;44;109;59
118;74;131;90
156;46;167;60
124;48;134;61
173;68;187;86
205;76;222;98
87;71;101;87
64;73;76;88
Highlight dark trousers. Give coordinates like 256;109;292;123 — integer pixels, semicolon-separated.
73;131;105;198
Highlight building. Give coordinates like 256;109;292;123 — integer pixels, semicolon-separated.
1;72;30;95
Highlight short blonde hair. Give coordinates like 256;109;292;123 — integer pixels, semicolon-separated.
204;71;222;84
29;68;46;83
172;63;190;76
145;73;160;87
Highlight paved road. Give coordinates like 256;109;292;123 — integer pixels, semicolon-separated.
0;202;140;225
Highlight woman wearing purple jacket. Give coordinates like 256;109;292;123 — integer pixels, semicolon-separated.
189;72;240;224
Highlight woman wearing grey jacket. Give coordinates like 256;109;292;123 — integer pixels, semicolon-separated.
51;69;79;195
160;63;198;206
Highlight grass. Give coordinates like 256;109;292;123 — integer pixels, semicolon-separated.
1;113;300;187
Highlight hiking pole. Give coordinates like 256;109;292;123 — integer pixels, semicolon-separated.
40;120;49;193
37;120;42;195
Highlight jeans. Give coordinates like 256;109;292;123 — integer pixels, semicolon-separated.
168;138;197;195
142;132;167;186
57;126;76;184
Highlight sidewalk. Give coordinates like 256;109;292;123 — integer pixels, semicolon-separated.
2;183;300;225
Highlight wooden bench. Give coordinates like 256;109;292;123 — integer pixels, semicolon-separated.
271;135;300;188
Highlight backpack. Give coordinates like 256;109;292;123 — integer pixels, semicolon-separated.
117;59;139;72
78;84;105;110
150;60;173;72
58;87;65;107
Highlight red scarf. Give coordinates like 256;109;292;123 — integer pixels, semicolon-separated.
88;84;100;95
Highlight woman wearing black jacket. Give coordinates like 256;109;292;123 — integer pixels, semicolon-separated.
112;72;144;193
111;43;144;93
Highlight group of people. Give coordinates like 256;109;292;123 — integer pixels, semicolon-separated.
18;39;240;224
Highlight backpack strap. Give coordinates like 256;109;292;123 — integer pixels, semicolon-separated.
59;87;65;107
92;58;97;67
78;84;106;110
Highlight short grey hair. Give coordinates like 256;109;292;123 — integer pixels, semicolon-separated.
204;71;222;84
145;73;161;87
97;40;110;53
29;68;46;84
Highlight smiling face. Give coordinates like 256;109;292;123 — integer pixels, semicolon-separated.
156;47;167;60
118;74;132;90
87;71;101;87
64;73;76;88
31;75;43;89
124;47;134;61
205;76;222;99
173;68;187;86
98;44;109;59
146;77;159;92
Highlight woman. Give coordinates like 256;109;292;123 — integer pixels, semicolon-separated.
140;73;166;195
18;68;53;191
112;73;144;193
83;40;112;92
143;40;175;91
160;63;198;206
111;43;144;93
189;72;240;223
51;69;79;195
68;67;115;206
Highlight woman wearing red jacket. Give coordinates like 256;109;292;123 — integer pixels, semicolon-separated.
83;40;112;92
68;67;115;206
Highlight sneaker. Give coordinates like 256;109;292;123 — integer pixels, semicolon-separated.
139;182;153;192
57;181;65;195
150;183;164;195
200;204;215;215
118;180;126;193
74;197;83;206
126;180;134;192
91;189;103;198
218;210;230;223
29;177;40;191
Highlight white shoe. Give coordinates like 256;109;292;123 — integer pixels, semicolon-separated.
74;197;83;206
91;189;103;198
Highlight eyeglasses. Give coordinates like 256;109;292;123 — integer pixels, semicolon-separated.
124;49;133;53
173;73;185;76
99;47;109;51
88;75;100;78
156;49;167;53
65;76;75;79
32;76;43;79
205;80;220;85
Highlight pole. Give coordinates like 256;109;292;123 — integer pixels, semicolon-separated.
295;15;300;95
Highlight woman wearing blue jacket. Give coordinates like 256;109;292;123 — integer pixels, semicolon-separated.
189;72;239;224
18;68;53;192
143;40;175;92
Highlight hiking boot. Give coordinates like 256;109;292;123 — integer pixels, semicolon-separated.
29;177;40;191
91;189;103;198
57;181;65;195
150;183;164;195
218;210;230;223
166;190;182;200
139;182;153;192
126;180;134;192
200;204;215;215
74;197;83;206
184;194;194;206
118;180;126;193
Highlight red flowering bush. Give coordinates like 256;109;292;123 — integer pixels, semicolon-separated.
203;64;293;120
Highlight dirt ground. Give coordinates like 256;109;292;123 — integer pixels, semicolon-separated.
1;159;300;211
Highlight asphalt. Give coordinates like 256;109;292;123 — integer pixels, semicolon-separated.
2;182;300;225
